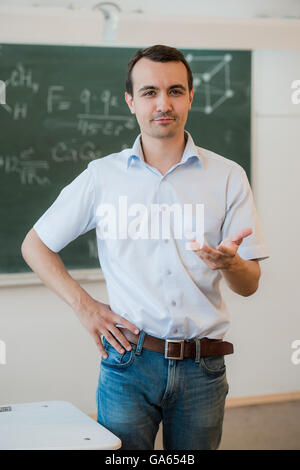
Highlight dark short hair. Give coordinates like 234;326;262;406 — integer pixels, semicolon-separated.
126;44;193;96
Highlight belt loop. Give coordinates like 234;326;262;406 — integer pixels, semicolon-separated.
195;337;201;363
135;330;146;356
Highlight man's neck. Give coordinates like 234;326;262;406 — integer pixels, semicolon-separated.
140;132;187;175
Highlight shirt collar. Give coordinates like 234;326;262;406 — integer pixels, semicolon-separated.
126;131;202;170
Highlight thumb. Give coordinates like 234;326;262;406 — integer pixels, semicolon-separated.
231;227;253;245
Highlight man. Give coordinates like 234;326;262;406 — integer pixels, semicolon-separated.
21;45;269;450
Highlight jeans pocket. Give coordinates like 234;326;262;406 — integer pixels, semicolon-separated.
100;336;136;370
200;355;226;377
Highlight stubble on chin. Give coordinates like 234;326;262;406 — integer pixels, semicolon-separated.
148;119;181;139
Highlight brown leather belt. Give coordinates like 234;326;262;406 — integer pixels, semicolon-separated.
122;328;234;360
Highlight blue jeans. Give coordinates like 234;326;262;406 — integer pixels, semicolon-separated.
96;331;229;450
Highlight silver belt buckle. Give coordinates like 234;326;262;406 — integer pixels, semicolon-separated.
164;339;185;360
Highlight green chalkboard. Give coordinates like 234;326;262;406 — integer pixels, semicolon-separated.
0;44;251;274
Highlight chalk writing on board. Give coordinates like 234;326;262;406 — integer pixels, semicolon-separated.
1;64;136;187
8;62;39;93
13;102;28;119
186;53;234;114
77;114;135;137
1;62;39;119
3;61;137;136
46;85;136;137
47;86;71;113
1;101;28;120
0;147;50;186
51;141;103;162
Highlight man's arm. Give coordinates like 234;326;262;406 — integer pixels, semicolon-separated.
220;256;260;297
21;228;139;357
189;227;261;297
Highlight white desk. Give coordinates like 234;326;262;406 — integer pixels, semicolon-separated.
0;401;122;450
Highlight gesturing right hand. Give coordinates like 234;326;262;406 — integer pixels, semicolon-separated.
75;299;139;359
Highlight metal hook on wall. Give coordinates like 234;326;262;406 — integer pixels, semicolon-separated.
93;2;121;43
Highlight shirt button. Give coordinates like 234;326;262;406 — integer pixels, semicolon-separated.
166;269;172;275
164;239;169;243
171;300;176;306
173;328;178;334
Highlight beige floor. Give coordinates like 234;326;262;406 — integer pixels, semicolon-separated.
219;400;300;450
154;400;300;450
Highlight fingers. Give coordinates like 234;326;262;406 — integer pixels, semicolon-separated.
93;328;132;358
192;243;224;258
189;240;202;251
101;308;139;354
190;228;252;254
92;332;108;359
190;241;237;261
109;315;139;352
110;325;134;352
190;241;233;257
231;227;252;243
86;303;140;357
104;330;128;354
216;227;253;252
113;314;139;336
216;244;234;256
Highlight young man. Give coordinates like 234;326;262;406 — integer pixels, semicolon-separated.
21;45;269;450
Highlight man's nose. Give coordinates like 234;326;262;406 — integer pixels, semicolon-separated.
156;92;173;113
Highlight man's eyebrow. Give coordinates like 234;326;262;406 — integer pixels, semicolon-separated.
137;84;187;93
169;84;187;91
138;85;159;93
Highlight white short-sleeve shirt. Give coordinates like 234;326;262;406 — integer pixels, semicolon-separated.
33;131;269;340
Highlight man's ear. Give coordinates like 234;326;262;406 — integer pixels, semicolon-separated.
188;88;194;109
125;92;135;114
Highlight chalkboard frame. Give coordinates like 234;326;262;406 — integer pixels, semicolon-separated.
0;44;251;278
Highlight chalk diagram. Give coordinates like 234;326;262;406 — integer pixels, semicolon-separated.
186;53;234;114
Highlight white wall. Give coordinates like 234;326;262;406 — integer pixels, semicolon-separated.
0;2;300;419
0;281;108;413
2;0;300;19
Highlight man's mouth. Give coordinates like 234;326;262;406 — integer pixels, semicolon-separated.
153;116;176;122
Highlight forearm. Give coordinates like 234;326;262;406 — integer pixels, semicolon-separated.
21;228;93;312
220;254;260;297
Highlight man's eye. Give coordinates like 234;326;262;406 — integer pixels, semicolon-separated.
143;91;155;96
170;89;182;95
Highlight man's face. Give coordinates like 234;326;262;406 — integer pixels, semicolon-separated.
125;58;194;140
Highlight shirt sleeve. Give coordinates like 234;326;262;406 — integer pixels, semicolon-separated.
33;164;96;253
221;165;269;261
